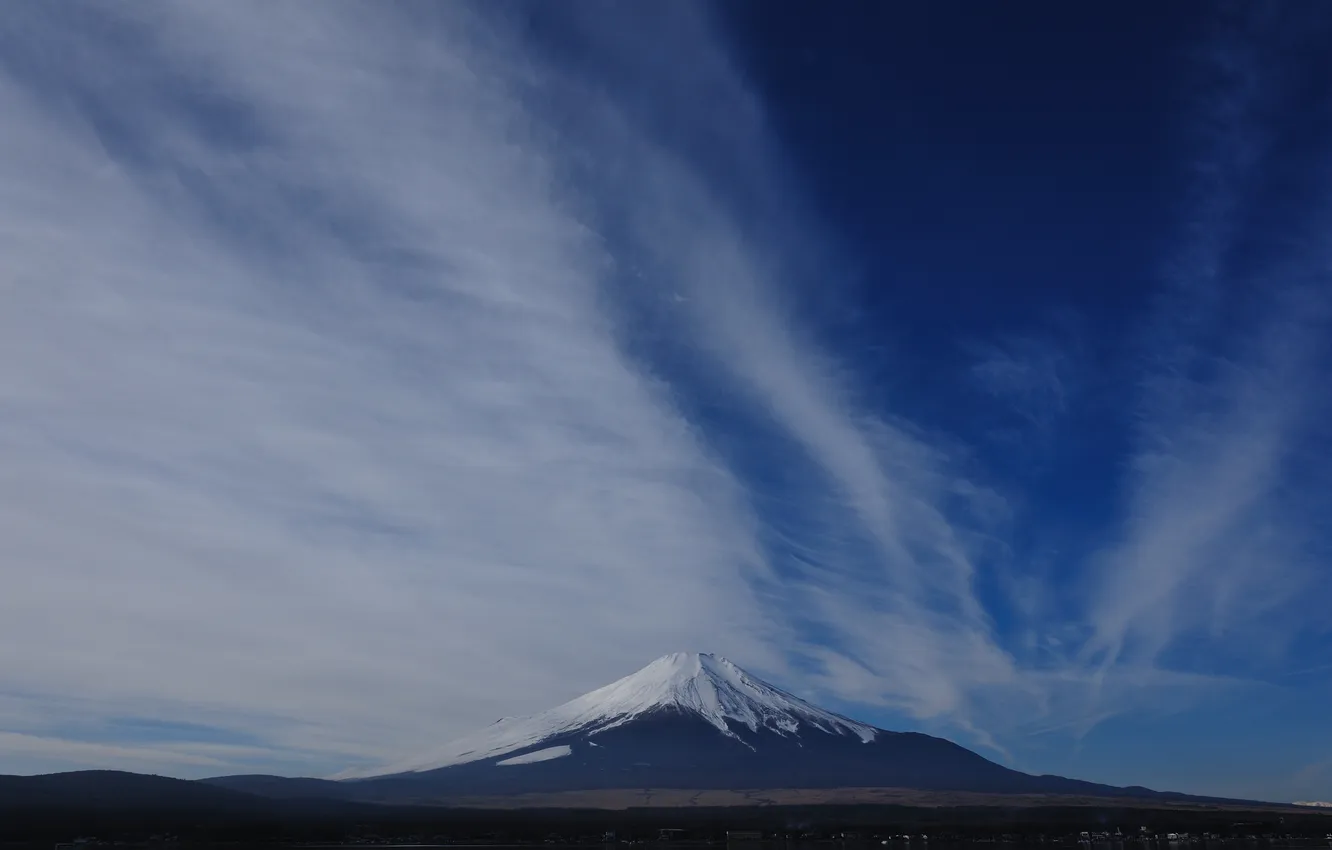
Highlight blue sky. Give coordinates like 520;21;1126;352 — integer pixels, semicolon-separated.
1;1;1330;803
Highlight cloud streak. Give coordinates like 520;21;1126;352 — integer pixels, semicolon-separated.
1083;8;1332;679
0;2;779;776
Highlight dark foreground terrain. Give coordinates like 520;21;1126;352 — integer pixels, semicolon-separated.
2;771;1330;845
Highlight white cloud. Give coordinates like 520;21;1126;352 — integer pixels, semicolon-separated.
522;3;1027;740
968;330;1075;434
1082;16;1332;677
0;3;778;776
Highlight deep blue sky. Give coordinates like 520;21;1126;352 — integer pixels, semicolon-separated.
1;2;1329;802
716;0;1184;533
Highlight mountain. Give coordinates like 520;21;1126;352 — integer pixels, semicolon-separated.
336;651;879;779
0;770;271;811
210;652;1221;804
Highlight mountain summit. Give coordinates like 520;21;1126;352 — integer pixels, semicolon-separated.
210;652;1207;804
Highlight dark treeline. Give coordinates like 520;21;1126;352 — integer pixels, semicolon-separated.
1;802;1327;844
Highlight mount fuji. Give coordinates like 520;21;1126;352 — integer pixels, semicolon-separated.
208;652;1206;805
335;652;879;780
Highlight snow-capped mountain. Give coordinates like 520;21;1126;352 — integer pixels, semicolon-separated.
208;652;1201;804
336;652;876;779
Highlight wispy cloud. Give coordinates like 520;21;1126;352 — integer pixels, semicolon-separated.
1082;8;1332;680
531;3;1026;746
0;2;779;775
968;330;1075;434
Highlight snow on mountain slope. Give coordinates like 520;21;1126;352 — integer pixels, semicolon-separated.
336;652;877;779
495;745;572;766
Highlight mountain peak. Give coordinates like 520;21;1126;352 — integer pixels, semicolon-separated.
644;651;720;673
612;651;745;700
336;652;878;779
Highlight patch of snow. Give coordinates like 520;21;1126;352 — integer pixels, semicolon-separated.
336;652;879;778
495;745;572;766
